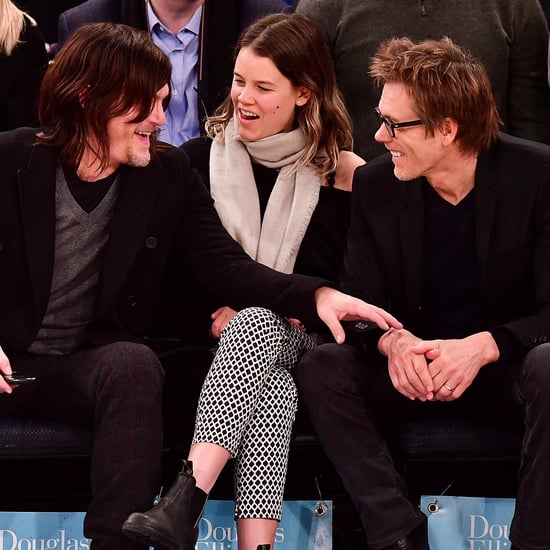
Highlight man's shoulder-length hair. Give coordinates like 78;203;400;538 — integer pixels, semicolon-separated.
37;22;172;170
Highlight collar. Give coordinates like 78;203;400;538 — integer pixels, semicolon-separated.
146;1;202;36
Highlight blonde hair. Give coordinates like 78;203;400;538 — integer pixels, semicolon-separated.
0;0;37;56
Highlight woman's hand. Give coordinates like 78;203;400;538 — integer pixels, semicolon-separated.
210;306;238;339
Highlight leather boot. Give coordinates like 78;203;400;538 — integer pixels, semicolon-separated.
122;460;203;550
382;519;429;550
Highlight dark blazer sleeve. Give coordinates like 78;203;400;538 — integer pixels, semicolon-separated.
57;0;123;46
485;137;550;348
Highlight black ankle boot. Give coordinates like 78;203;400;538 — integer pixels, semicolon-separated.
382;519;429;550
122;460;206;550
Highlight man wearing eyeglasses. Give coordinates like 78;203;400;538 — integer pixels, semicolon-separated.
297;37;550;550
296;0;550;162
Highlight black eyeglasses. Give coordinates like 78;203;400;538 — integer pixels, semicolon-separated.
374;107;424;138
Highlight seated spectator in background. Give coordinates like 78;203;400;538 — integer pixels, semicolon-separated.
57;0;289;145
297;37;550;550
123;13;364;550
0;22;399;550
0;0;48;131
296;0;550;160
16;0;81;55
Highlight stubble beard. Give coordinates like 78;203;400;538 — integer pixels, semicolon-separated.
127;150;151;168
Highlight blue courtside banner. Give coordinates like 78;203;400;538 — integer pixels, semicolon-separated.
420;495;515;549
0;500;332;549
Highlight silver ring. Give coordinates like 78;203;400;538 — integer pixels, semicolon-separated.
443;383;454;392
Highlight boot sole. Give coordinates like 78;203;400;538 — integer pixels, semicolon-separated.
122;522;195;550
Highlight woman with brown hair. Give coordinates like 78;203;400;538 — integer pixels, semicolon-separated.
124;13;365;550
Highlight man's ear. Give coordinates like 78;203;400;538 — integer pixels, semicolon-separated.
295;87;312;107
440;117;458;143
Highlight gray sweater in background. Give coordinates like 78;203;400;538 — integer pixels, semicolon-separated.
297;0;550;160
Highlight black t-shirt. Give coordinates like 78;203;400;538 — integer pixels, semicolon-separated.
62;162;118;213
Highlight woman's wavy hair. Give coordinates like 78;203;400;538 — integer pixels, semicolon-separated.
37;22;172;171
370;36;502;155
205;13;353;176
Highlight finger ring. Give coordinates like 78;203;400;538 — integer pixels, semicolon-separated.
443;383;454;392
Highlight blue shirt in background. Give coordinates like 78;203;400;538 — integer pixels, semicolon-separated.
147;3;202;146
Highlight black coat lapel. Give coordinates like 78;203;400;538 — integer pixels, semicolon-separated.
17;144;58;320
474;147;498;290
399;182;424;308
96;164;159;315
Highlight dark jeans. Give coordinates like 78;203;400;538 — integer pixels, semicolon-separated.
297;342;550;550
0;342;164;550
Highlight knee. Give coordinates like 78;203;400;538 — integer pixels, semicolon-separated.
229;307;283;332
522;343;550;390
98;342;164;394
222;307;287;348
297;343;341;382
296;343;363;397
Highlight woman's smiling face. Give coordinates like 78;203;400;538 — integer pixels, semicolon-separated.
230;46;310;141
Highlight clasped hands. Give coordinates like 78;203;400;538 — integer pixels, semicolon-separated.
379;329;500;402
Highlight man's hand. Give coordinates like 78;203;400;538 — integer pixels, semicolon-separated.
314;287;402;344
0;345;14;395
378;329;435;401
411;332;500;401
210;306;238;340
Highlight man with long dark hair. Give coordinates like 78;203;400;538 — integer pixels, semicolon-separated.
0;22;399;549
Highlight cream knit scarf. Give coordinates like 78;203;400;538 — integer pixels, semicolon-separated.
210;117;321;274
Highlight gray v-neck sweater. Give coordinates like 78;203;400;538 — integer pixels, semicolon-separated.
29;166;119;355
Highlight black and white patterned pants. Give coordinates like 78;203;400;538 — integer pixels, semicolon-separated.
192;307;315;520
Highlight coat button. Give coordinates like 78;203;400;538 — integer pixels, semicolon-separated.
127;295;137;307
145;236;157;249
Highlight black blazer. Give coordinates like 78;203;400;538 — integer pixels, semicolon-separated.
0;128;326;355
342;133;550;349
57;0;289;124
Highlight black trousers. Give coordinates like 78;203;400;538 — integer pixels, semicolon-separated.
0;342;165;550
297;342;550;550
